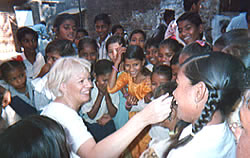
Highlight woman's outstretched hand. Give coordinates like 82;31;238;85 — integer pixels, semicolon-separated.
140;93;172;125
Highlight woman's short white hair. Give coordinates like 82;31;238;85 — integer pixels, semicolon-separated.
46;57;91;97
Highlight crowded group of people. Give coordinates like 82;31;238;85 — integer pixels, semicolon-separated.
0;0;249;157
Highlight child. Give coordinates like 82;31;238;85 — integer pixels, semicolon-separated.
80;59;118;142
158;38;183;66
170;51;182;81
32;40;76;110
112;24;125;38
106;35;128;130
16;27;45;79
108;45;151;158
78;37;99;64
145;38;160;71
94;13;112;60
129;29;147;50
0;60;37;119
74;28;88;46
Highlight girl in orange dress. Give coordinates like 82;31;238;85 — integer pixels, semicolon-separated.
108;45;152;158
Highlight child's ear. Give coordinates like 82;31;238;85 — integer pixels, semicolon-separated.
199;24;204;34
194;81;208;103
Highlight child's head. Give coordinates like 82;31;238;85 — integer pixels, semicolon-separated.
158;38;183;66
75;28;88;46
94;13;111;41
123;45;148;78
145;38;160;65
45;40;75;66
0;61;27;93
106;35;126;62
151;65;172;94
112;24;125;38
94;59;113;86
16;27;38;52
78;37;98;64
129;29;146;49
179;41;212;64
53;13;77;42
163;9;175;25
170;51;181;80
177;12;203;45
183;0;202;13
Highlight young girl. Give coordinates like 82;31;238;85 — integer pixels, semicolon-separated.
177;12;206;45
78;37;99;64
106;35;128;130
129;29;147;50
0;60;37;119
158;38;183;66
145;38;160;72
108;45;151;158
164;52;245;157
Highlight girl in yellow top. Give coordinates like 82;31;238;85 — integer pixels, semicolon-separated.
108;45;152;158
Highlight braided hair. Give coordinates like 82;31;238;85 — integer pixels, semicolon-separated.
165;52;246;155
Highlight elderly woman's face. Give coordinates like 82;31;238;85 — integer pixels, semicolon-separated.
64;71;92;106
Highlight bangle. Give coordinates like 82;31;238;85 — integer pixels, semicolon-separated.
112;65;119;72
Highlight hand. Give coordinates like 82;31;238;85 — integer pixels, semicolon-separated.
114;47;126;66
97;114;112;126
126;95;138;105
2;90;11;108
96;81;107;95
144;92;153;103
141;93;172;125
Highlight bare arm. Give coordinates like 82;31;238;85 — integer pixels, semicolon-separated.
77;93;172;158
105;92;117;117
87;91;104;119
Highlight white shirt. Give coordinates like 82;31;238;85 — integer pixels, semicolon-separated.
168;122;236;158
20;52;45;79
41;102;93;158
96;34;111;60
80;81;119;123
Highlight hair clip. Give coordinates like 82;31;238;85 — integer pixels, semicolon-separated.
195;40;206;47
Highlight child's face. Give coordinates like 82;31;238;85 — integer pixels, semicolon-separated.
129;33;145;49
79;44;97;64
57;19;76;42
75;32;86;46
124;58;144;79
46;51;61;66
114;28;124;37
95;20;110;41
146;46;159;65
7;68;26;92
151;73;169;94
20;34;38;52
96;72;111;88
171;64;179;80
158;45;175;66
178;20;202;45
108;42;122;62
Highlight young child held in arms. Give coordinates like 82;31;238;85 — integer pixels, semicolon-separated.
80;59;119;142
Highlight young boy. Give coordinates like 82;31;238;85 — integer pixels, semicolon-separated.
80;59;119;142
16;27;45;79
94;13;111;60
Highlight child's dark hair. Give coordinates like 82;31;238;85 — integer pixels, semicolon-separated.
152;65;172;81
94;13;111;25
145;38;160;50
183;0;201;12
129;29;147;41
159;38;183;54
77;28;88;36
163;9;175;24
106;35;126;52
112;24;124;34
180;41;212;61
0;60;26;82
123;45;150;76
16;27;38;42
94;59;113;76
45;40;75;57
154;81;177;99
170;51;181;66
53;13;76;31
78;37;98;52
177;12;202;28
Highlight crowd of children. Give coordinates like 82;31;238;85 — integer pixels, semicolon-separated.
0;0;249;157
